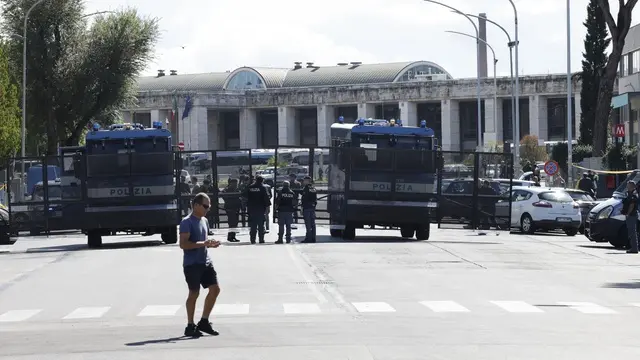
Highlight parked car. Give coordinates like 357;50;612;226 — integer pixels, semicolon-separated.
562;189;598;234
438;178;502;223
494;186;581;235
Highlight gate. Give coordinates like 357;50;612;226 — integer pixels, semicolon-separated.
436;151;513;231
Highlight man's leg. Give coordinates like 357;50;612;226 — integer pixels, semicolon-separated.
257;212;266;243
183;265;202;337
284;212;293;243
264;208;270;232
627;216;638;253
277;215;285;243
310;209;317;241
302;209;312;241
227;210;239;242
197;265;220;336
248;210;257;244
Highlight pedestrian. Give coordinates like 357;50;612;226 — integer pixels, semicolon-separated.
577;173;595;198
621;181;638;254
191;176;200;194
179;193;221;338
263;182;273;233
221;178;241;242
179;176;191;216
300;175;317;243
288;174;302;228
275;180;296;244
242;175;271;244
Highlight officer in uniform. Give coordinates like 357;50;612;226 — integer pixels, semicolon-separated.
263;182;273;233
275;180;296;244
300;176;317;243
288;174;302;228
243;175;271;244
622;180;638;254
221;178;241;242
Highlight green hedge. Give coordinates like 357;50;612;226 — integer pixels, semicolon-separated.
550;143;593;176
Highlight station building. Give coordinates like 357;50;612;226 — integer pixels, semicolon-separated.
614;23;640;145
124;60;582;152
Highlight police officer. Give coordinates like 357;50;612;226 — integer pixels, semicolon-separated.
243;175;271;244
263;182;273;233
288;174;302;228
221;178;241;242
275;180;296;244
622;180;638;254
300;176;317;243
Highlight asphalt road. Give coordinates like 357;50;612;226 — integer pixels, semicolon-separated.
1;227;640;359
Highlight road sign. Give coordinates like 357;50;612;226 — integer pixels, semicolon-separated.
177;142;184;151
543;160;559;176
614;124;625;137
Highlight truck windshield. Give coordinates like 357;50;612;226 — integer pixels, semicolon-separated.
86;137;172;177
350;134;435;173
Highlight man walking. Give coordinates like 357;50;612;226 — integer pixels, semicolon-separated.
300;176;317;243
179;193;221;337
243;175;271;244
275;180;296;244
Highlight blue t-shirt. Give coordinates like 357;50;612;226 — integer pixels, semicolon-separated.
179;215;210;267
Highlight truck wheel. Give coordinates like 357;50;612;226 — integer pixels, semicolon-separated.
162;227;178;244
415;225;430;240
342;226;356;240
330;229;343;237
29;228;41;236
400;227;415;238
87;231;102;248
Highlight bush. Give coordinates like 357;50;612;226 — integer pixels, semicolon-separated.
551;143;593;177
602;143;637;170
519;135;548;168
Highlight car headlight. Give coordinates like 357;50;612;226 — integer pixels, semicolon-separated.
597;206;613;220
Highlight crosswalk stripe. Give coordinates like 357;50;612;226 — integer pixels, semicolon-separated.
420;301;470;313
351;302;396;313
283;303;321;314
212;304;250;315
138;305;181;317
558;302;617;314
490;301;543;313
0;309;42;322
63;307;111;320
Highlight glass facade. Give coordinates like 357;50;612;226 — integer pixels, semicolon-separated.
225;70;266;90
547;97;576;141
396;64;451;82
502;98;530;142
298;108;318;146
258;110;278;148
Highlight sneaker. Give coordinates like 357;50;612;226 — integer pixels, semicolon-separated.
184;323;202;337
197;319;219;336
627;250;638;254
286;239;291;244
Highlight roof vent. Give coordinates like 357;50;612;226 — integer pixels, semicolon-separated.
157;69;165;77
350;62;362;66
169;70;177;76
306;62;314;68
293;62;303;70
337;62;348;66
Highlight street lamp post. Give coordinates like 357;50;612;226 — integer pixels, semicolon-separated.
507;0;521;170
566;0;573;186
465;14;516;151
21;0;47;196
423;0;483;150
446;31;499;149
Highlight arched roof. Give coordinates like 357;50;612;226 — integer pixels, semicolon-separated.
281;61;452;88
136;72;230;92
222;67;289;89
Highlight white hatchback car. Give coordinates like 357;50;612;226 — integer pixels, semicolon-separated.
495;186;582;236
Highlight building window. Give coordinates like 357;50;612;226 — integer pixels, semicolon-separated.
396;64;451;82
225;70;266;90
259;110;278;148
459;101;485;142
417;103;441;137
633;51;640;74
221;112;240;149
502;98;530;141
547;98;575;141
298;108;317;146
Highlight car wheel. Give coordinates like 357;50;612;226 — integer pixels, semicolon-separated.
564;228;578;236
520;214;535;235
609;226;628;249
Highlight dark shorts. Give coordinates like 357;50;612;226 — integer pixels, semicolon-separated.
183;263;218;291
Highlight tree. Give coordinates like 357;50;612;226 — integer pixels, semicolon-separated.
519;134;548;168
592;0;639;155
0;0;159;155
580;0;610;145
0;41;21;165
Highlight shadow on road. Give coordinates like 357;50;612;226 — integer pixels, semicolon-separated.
306;235;424;244
428;241;503;245
125;336;200;346
25;240;166;253
578;245;616;250
602;280;640;289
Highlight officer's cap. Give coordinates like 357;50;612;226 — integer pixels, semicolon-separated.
303;175;312;180
282;180;290;187
288;173;296;178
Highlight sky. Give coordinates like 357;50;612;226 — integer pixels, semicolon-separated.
84;0;637;79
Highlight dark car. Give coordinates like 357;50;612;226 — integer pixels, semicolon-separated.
563;189;598;234
585;196;632;248
438;179;502;224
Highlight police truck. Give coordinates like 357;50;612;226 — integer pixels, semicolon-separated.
73;122;179;248
328;117;438;240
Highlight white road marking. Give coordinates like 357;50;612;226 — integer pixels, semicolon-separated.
0;309;42;322
351;302;396;313
137;305;181;317
283;303;321;314
491;301;544;313
420;301;470;313
63;307;111;320
631;303;640;308
212;304;250;315
286;244;328;303
558;302;617;314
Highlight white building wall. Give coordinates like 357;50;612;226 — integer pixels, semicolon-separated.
441;99;460;151
278;106;298;146
358;103;375;119
183;106;207;150
483;98;503;146
529;95;548;141
399;101;418;126
207;110;220;150
240;109;258;149
317;105;334;147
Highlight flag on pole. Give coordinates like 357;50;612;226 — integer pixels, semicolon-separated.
182;95;193;120
171;92;179;121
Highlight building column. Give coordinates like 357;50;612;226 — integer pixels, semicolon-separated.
240;109;258;149
207;110;220;150
573;94;581;140
317;105;334;147
483;98;503;147
357;103;375;119
441;99;460;151
278;106;298;146
184;106;207;150
529;95;548;141
150;109;160;125
399;101;418;127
